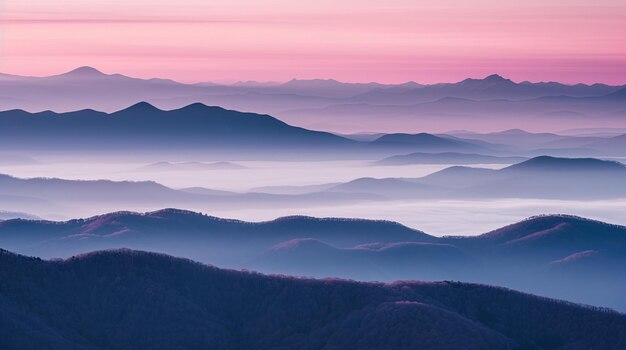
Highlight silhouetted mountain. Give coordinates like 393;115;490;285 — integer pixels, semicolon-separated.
2;210;626;311
0;66;204;112
0;102;515;158
56;66;106;78
252;155;626;200
351;74;622;103
2;67;624;133
2;249;625;349
0;102;356;155
0;67;419;115
456;74;516;90
375;152;526;165
279;89;626;133
414;156;626;199
502;155;626;172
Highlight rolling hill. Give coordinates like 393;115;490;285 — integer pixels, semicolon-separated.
1;210;626;311
1;248;625;349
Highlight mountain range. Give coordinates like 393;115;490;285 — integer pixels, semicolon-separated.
2;248;624;349
4;100;626;158
0;102;525;158
1;209;626;311
1;67;625;133
2;156;626;218
280;92;626;133
329;156;626;200
0;172;385;217
0;102;358;156
3;96;626;159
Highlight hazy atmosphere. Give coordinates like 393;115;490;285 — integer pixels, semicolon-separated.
1;1;626;349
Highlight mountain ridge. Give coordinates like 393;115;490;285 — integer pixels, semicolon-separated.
0;102;357;153
1;67;624;132
2;248;625;349
2;209;626;310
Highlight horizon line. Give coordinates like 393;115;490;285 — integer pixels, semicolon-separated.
3;65;624;88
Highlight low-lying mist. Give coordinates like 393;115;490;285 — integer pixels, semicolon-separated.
2;156;626;235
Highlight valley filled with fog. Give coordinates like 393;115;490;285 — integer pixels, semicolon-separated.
3;1;626;347
3;154;626;235
2;68;626;316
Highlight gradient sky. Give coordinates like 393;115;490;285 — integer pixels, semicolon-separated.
1;0;625;84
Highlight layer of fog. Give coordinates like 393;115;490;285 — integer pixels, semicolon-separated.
2;160;503;192
2;159;626;235
212;198;626;236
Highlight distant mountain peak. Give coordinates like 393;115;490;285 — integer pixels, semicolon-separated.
118;101;161;113
459;74;514;86
147;208;203;217
373;133;469;148
483;74;508;82
505;155;626;172
496;128;531;135
62;66;105;77
180;102;213;111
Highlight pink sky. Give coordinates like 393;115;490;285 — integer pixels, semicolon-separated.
1;0;625;84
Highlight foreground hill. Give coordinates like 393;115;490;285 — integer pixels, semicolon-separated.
1;210;626;311
1;249;624;349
